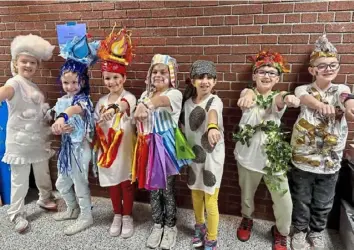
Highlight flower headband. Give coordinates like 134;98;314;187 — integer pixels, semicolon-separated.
247;49;290;74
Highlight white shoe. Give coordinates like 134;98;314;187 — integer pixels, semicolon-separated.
14;215;29;233
308;231;325;250
64;213;93;235
160;225;177;250
109;214;122;237
121;215;134;238
146;223;164;249
53;206;80;221
291;230;307;250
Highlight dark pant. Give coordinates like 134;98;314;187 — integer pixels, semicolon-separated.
150;175;177;227
290;167;339;232
108;180;135;215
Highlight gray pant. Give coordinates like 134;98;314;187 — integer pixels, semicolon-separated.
150;175;176;227
290;167;339;232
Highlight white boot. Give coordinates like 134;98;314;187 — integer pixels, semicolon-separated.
53;206;80;221
109;214;122;237
121;215;134;238
64;212;93;236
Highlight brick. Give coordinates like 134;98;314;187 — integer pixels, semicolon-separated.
178;27;203;36
218;55;245;63
347;75;354;84
127;9;151;18
134;29;154;37
232;25;261;34
329;1;354;11
190;55;217;63
0;23;5;31
255;15;269;24
279;35;309;44
232;45;260;54
263;25;292;34
205;26;231;35
60;12;83;20
15;22;35;30
293;24;324;33
178;46;203;55
139;1;163;9
335;12;352;22
210;16;224;26
219;36;247;45
151;8;178;17
49;4;70;12
285;13;300;23
6;23;15;30
0;7;8;15
92;2;114;10
177;7;204;17
166;37;191;45
269;14;284;23
28;5;49;13
265;45;290;54
248;35;278;44
205;6;231;15
295;2;328;12
39;13;60;21
197;17;210;26
310;34;341;43
340;55;354;64
343;34;354;43
192;36;218;45
283;73;298;82
69;3;92;11
339;65;354;74
326;23;354;33
239;15;253;25
301;13;317;23
264;3;294;14
116;1;140;9
237;73;252;81
318;12;334;22
164;1;190;8
103;10;127;19
191;0;218;7
8;6;29;14
225;16;238;25
140;37;166;46
204;46;231;54
232;4;262;14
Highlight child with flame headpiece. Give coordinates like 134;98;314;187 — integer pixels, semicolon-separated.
93;27;136;238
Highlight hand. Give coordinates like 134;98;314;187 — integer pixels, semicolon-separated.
345;107;354;121
98;108;115;124
208;128;221;147
62;124;74;134
237;94;254;109
316;103;336;117
51;117;65;135
134;103;149;122
284;95;300;108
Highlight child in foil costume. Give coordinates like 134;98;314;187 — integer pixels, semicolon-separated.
133;54;194;250
290;35;354;250
234;50;300;250
93;27;136;238
50;34;99;235
181;60;225;250
0;34;57;233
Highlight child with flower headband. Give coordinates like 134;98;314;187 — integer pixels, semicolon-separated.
50;34;99;235
181;60;224;250
93;28;136;238
133;54;193;250
290;35;354;250
234;50;300;250
0;34;57;233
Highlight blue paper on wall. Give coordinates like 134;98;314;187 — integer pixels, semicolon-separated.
56;23;87;45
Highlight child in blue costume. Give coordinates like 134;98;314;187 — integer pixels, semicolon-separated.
50;35;99;235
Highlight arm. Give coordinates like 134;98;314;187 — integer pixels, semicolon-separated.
237;88;256;109
275;91;300;110
0;85;15;102
207;98;223;147
51;104;83;135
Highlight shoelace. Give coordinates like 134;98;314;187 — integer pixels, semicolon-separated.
240;219;252;230
311;235;324;246
275;232;287;246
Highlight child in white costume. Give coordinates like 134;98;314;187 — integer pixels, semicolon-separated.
0;34;57;233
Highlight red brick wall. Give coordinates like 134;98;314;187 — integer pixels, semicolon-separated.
1;0;354;220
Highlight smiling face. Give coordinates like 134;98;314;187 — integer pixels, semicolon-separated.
193;74;217;96
309;57;339;83
103;71;126;94
61;71;81;97
14;54;38;79
151;63;170;92
253;66;280;94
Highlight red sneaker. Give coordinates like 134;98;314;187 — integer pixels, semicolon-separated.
271;226;287;250
237;217;253;242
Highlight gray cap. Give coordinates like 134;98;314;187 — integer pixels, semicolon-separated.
190;60;216;79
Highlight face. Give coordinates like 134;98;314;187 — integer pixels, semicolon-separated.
61;71;80;96
151;63;170;91
253;66;280;93
14;54;38;79
193;74;216;96
103;71;126;94
309;57;339;83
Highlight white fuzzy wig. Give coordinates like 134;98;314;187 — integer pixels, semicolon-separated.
10;34;55;76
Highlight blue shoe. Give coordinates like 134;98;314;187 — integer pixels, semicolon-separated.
204;239;217;250
192;223;206;247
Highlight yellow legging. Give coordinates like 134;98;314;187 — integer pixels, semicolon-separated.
191;189;220;241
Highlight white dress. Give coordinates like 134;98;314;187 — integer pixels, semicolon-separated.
94;90;136;187
183;94;225;195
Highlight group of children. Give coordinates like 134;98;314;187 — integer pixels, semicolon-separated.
0;27;353;250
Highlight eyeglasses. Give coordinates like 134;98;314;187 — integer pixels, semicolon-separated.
256;70;279;77
313;62;340;72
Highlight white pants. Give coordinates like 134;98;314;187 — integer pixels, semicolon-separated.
56;141;92;215
7;160;53;221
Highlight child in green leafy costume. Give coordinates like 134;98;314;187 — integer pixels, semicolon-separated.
233;49;300;250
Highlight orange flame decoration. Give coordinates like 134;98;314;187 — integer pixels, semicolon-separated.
97;24;134;66
247;49;290;73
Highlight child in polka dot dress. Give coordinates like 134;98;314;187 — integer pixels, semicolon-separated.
181;60;225;250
